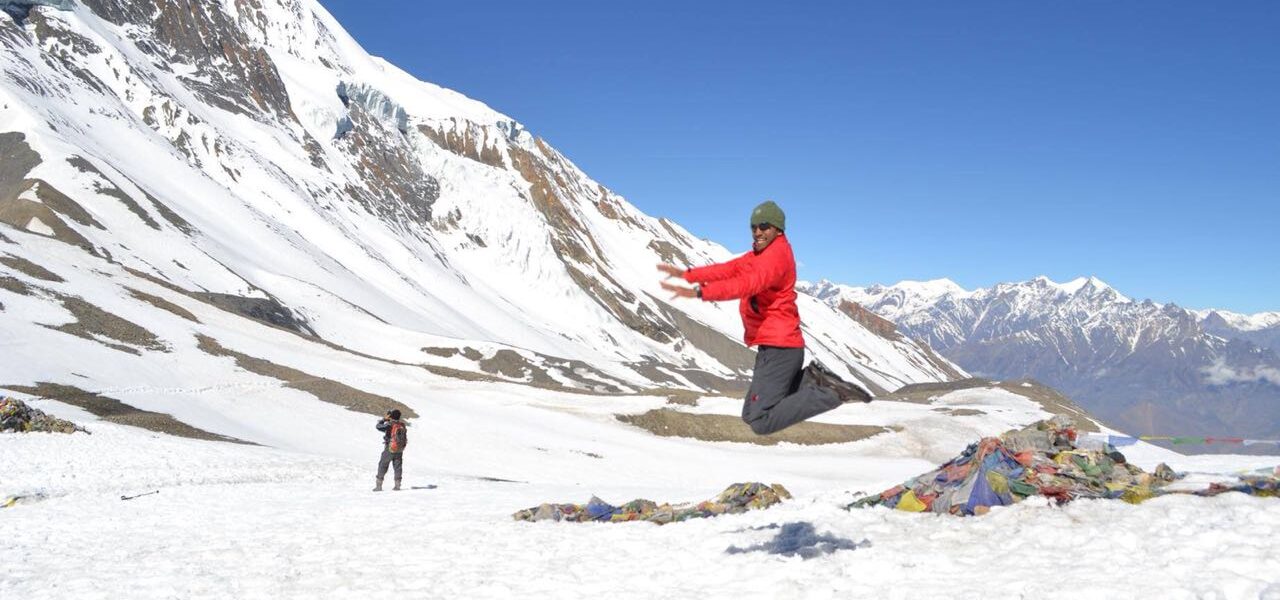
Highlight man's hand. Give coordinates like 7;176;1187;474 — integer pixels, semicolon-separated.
660;280;698;300
656;263;684;279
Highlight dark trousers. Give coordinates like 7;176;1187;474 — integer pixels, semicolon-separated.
742;346;841;435
376;449;403;481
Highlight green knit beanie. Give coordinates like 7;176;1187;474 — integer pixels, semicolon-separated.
750;200;785;232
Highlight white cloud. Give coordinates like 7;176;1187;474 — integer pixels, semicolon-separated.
1202;358;1280;386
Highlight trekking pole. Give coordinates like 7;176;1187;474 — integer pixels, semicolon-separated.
121;490;160;501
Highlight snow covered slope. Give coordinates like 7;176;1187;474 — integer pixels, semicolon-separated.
802;277;1280;446
0;0;962;446
4;383;1278;598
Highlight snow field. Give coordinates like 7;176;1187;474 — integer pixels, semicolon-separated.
4;388;1280;599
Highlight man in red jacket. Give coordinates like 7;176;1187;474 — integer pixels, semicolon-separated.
658;200;870;435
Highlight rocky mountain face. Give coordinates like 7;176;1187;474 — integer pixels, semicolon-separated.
0;0;962;444
802;277;1280;448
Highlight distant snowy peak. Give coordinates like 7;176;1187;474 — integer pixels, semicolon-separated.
801;273;1280;443
1197;310;1280;357
800;275;1131;329
1027;275;1126;300
897;277;968;297
1198;309;1280;332
798;274;1210;364
867;278;970;304
803;277;964;306
807;275;1126;302
830;276;1276;335
805;277;964;298
986;275;1128;304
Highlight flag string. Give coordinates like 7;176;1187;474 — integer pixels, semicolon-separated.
1079;432;1280;447
1077;433;1280;477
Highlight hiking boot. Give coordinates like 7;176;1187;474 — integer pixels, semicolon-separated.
803;361;873;403
373;479;383;492
801;360;828;388
393;480;401;491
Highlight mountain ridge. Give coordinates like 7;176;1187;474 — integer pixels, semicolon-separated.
801;275;1280;449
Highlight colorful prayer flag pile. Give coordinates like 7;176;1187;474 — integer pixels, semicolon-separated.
848;416;1279;517
513;482;791;524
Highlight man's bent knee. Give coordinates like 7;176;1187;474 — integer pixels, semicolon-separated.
748;417;782;436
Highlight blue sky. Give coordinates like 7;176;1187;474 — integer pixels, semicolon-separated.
320;1;1279;313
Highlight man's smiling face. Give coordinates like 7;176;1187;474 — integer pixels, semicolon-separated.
752;222;780;252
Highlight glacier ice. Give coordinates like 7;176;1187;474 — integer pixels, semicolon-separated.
1;0;75;23
336;81;408;134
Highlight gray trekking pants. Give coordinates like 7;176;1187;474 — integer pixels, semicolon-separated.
742;346;841;435
376;449;403;481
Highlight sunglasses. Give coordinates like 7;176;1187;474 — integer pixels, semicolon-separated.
751;223;775;232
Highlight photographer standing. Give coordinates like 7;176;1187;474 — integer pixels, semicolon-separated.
374;409;407;491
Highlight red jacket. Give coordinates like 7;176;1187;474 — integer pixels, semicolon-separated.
684;234;804;348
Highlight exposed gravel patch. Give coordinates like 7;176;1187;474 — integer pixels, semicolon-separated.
3;382;248;443
618;408;893;446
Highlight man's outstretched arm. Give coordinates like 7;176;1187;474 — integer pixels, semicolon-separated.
699;257;785;301
684;254;749;283
659;279;699;299
657;254;748;285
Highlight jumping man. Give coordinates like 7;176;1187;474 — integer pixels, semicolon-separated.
658;200;870;435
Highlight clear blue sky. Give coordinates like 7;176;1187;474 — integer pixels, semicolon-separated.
320;1;1279;313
